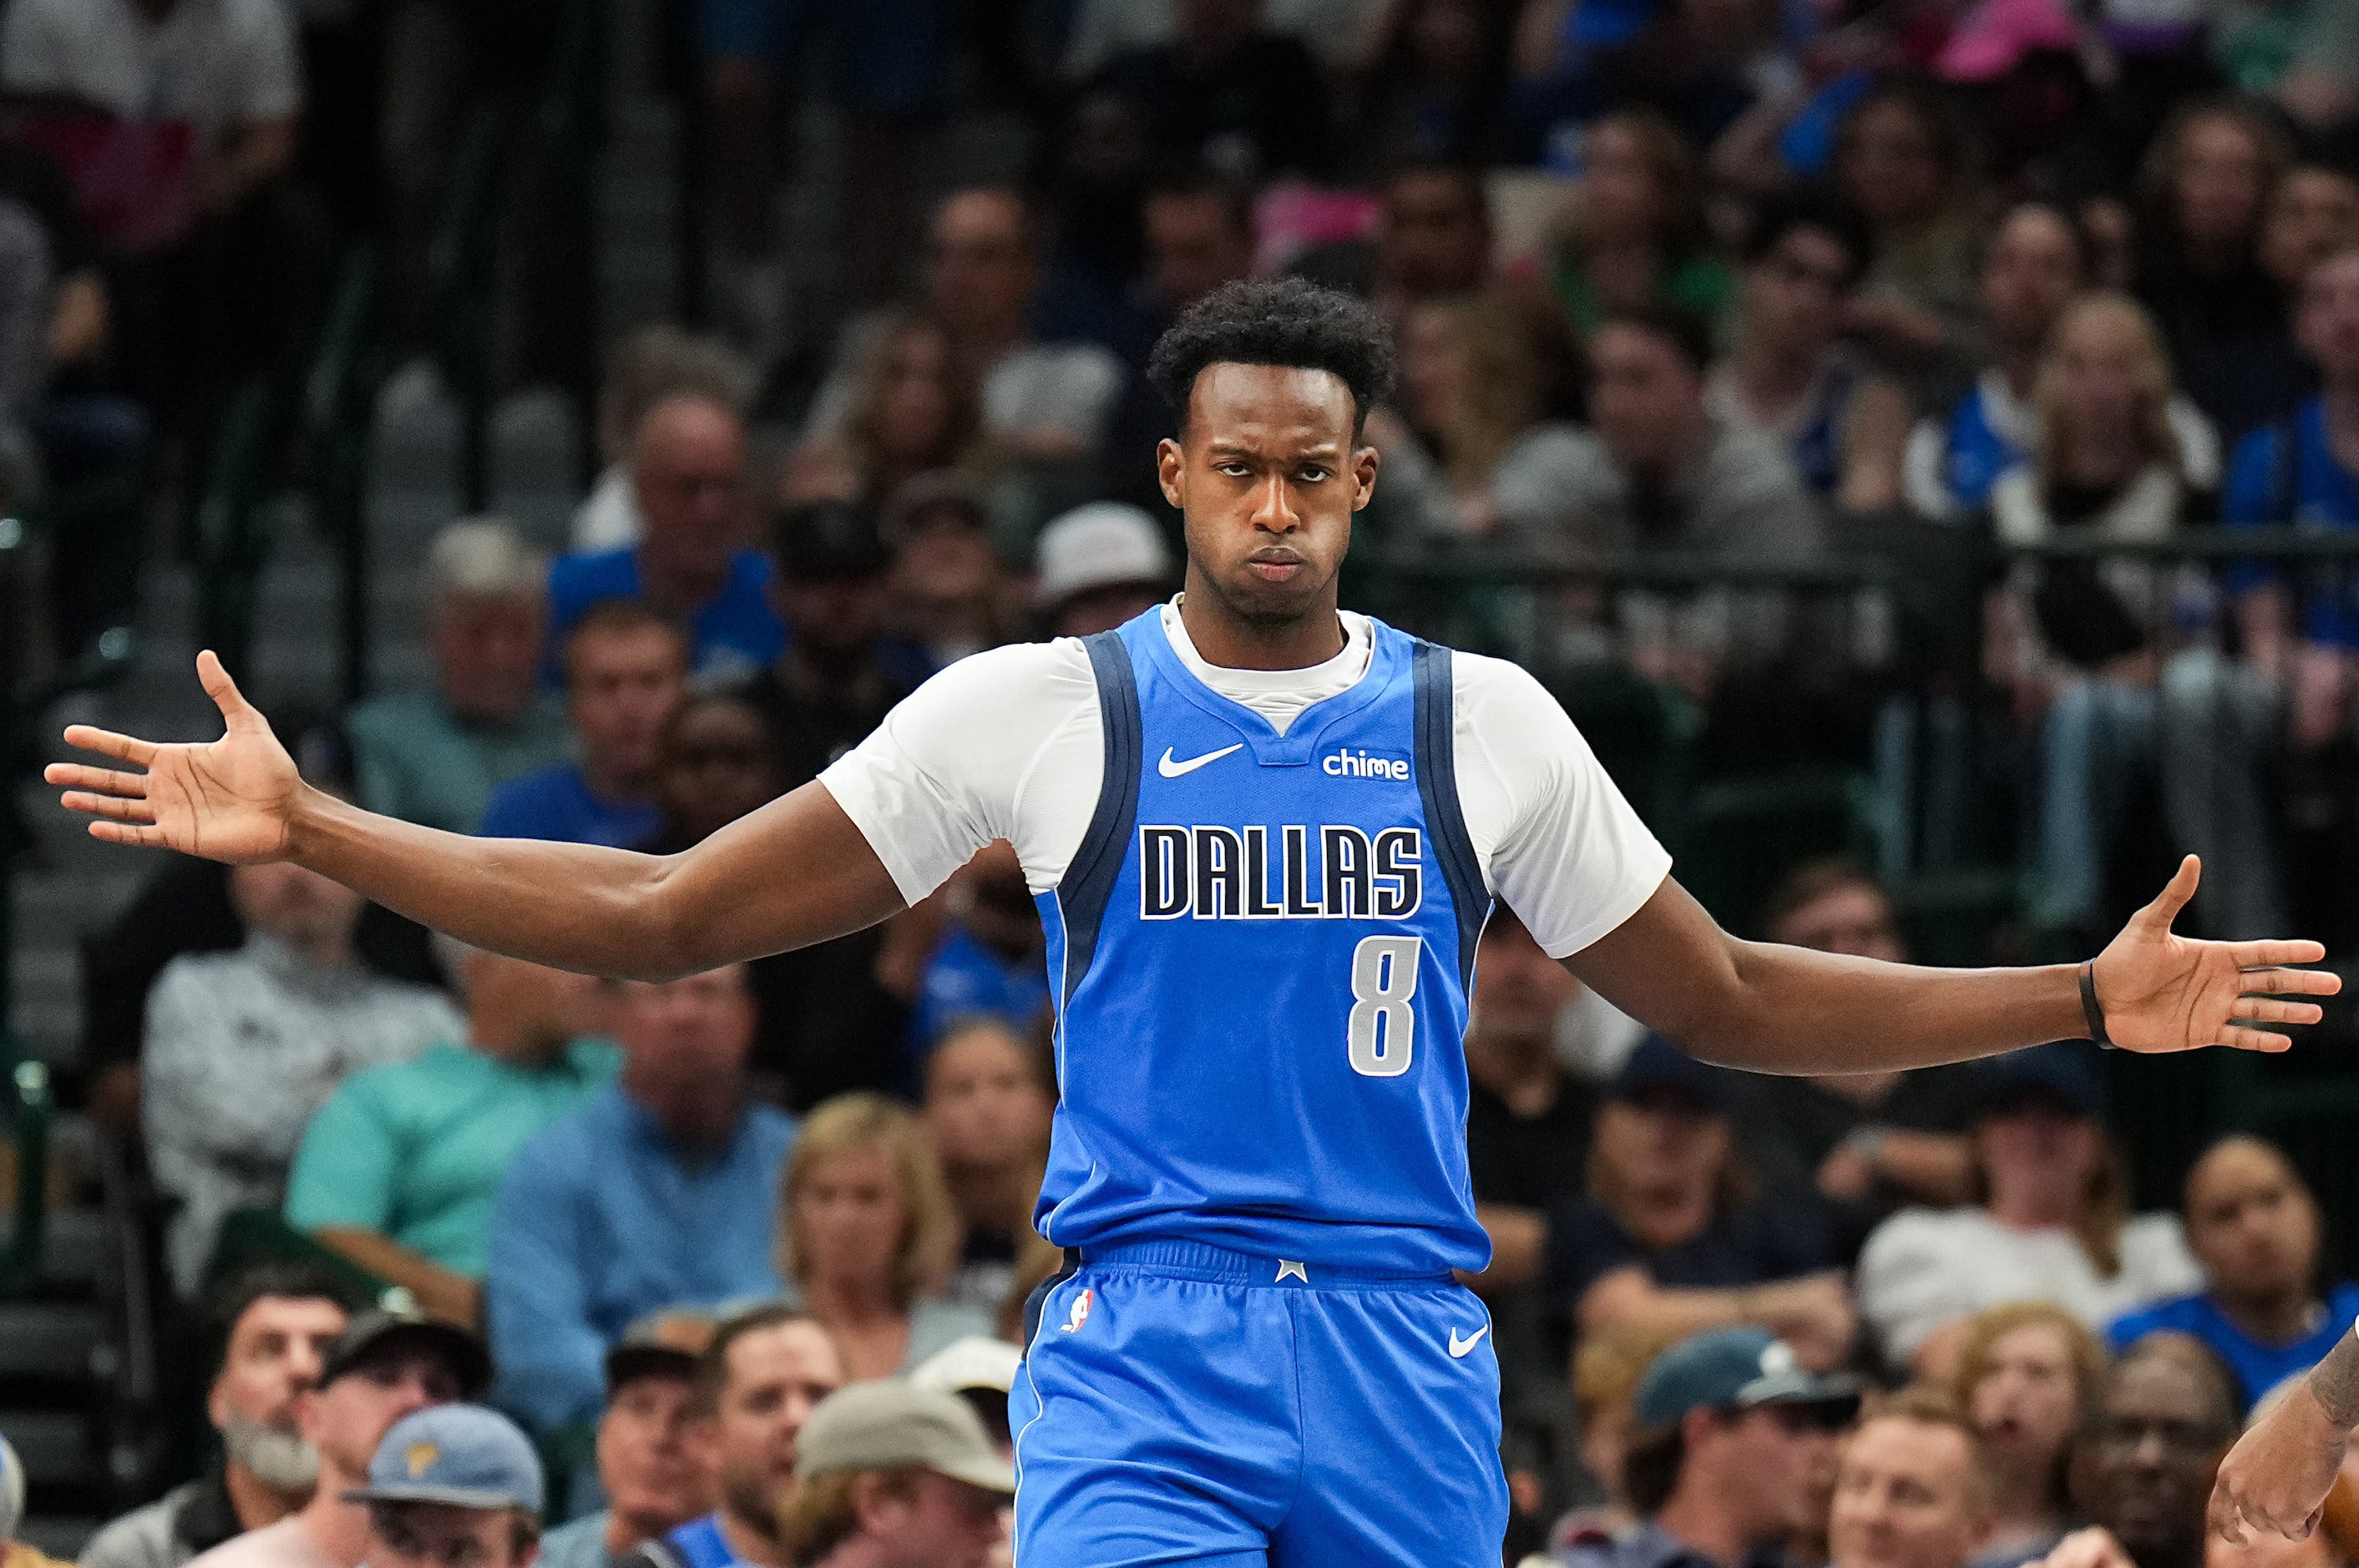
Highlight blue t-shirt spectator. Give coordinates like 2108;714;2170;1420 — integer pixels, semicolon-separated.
906;924;1050;1063
2108;1282;2359;1412
546;546;784;687
2224;397;2359;643
485;1084;796;1430
478;763;664;849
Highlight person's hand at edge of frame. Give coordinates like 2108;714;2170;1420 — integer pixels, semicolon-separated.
45;650;306;864
2210;1358;2353;1545
2090;856;2339;1055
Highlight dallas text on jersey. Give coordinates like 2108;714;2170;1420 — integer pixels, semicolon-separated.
1137;823;1425;920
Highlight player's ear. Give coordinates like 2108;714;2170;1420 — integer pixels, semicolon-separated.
1352;437;1379;512
1156;437;1187;510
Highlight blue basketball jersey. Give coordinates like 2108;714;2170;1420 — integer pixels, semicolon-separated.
1031;609;1493;1275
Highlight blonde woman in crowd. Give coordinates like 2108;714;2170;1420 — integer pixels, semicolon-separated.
779;311;1000;514
1951;1302;2111;1568
773;1093;995;1381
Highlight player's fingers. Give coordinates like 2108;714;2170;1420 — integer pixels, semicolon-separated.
2235;965;2341;995
197;649;261;725
60;791;157;825
58;724;156;766
2230;996;2325;1026
2215;1026;2294;1053
2135;855;2201;930
2209;1484;2249;1545
87;818;164;847
2225;939;2333;969
43;762;149;797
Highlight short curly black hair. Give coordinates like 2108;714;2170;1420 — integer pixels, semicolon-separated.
1146;277;1397;437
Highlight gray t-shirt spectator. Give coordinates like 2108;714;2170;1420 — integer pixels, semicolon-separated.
144;937;461;1292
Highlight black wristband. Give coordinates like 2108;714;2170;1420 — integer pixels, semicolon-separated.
2080;959;2114;1049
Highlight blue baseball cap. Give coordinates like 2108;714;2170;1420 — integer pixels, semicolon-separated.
1976;1041;2107;1121
347;1405;544;1514
1633;1328;1861;1429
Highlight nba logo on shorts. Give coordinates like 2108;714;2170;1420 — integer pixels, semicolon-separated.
1061;1287;1093;1333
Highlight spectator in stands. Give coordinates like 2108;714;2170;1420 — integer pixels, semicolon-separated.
635;693;782;855
1857;1044;2202;1378
1541;112;1732;334
481;604;686;849
1556;1326;1860;1568
1828;1387;1997;1568
547;395;782;687
1465;908;1596;1302
487;966;793;1433
1298;164;1496;330
1733;862;1982;1257
2222;248;2359;726
1371;293;1588;542
922;1019;1052;1316
190;1306;489;1568
1141;174;1258;341
772;1383;1012;1568
2135;98;2294;439
1556;1323;1693;1545
732;501;912;1110
535;1325;711;1568
283;939;616;1327
906;843;1050;1060
0;0;306;434
1907;203;2096;518
1978;293;2272;941
2260;166;2359;297
1831;77;1985;372
1709;190;1915;514
649;1308;846;1568
1091;0;1336;185
1544;1036;1855;1374
0;1436;69;1568
145;850;463;1293
346;521;570;836
2108;1136;2359;1412
777;313;996;514
1952;1304;2109;1568
84;1267;355;1568
2041;1337;2240;1568
775;1094;993;1380
880;477;1018;668
1031;502;1173;637
573;330;757;554
1342;0;1515;177
347;1405;541;1568
1546;303;1823;556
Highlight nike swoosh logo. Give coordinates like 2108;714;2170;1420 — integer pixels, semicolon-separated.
1447;1326;1489;1359
1157;743;1243;778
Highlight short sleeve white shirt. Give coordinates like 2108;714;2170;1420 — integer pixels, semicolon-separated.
820;603;1672;959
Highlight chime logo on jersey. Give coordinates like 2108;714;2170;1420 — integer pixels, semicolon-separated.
1136;824;1425;920
1061;1287;1093;1333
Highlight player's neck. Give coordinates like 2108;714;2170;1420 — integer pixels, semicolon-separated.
1175;580;1347;671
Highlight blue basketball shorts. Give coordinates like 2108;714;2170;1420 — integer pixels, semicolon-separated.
1009;1240;1509;1567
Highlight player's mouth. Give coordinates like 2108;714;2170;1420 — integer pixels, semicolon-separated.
1245;550;1309;582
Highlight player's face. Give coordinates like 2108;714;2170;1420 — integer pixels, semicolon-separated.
1159;363;1376;631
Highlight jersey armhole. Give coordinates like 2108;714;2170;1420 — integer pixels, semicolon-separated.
1053;631;1143;1009
1412;640;1493;989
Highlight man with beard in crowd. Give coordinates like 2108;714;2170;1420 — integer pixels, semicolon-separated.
84;1268;356;1568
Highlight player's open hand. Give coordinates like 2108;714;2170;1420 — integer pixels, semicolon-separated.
44;650;305;863
2091;856;2340;1054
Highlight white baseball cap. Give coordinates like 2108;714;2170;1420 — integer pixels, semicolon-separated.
909;1335;1022;1397
1034;503;1172;607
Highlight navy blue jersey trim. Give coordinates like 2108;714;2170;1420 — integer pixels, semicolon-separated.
1411;640;1491;989
1061;630;1144;1009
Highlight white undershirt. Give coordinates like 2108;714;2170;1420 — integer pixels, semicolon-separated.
819;602;1673;959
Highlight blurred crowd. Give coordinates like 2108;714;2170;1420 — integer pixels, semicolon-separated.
14;0;2359;1560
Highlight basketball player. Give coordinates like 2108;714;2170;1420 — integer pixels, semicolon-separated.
51;280;2338;1566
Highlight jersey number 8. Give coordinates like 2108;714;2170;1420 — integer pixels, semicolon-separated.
1347;935;1421;1077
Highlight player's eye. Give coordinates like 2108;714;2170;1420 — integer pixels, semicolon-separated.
1296;467;1329;483
1216;462;1251;477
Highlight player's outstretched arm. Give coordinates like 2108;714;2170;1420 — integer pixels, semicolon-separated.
1565;856;2337;1075
45;652;904;979
2210;1325;2359;1544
